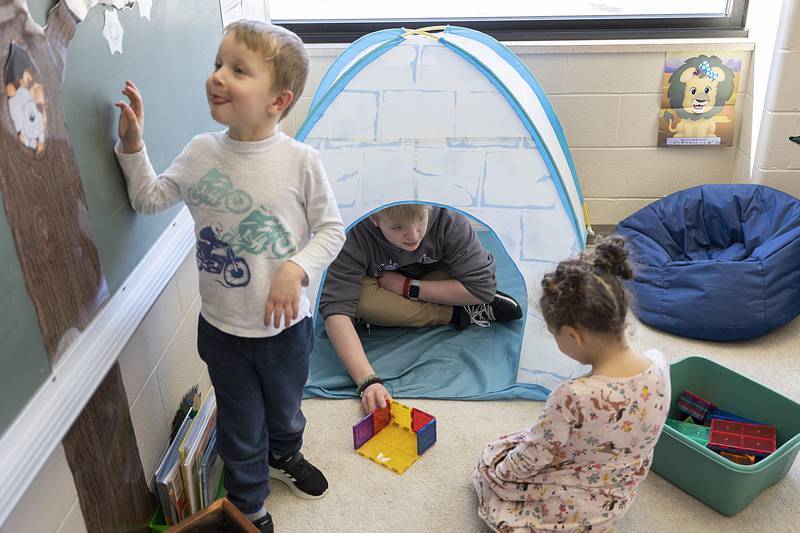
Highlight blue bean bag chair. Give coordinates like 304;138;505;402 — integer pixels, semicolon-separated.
615;184;800;341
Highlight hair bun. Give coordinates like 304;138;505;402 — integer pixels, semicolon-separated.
541;260;586;303
593;236;633;280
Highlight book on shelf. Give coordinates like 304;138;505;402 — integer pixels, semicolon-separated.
179;387;217;514
154;409;193;524
199;428;224;507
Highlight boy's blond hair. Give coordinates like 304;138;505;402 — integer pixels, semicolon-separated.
223;21;309;120
373;204;432;226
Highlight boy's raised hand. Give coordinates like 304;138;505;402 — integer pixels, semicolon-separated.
115;80;144;154
265;261;307;329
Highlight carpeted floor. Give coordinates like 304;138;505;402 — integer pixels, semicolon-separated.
266;316;800;533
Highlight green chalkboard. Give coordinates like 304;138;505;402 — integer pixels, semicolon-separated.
0;0;221;435
0;194;49;437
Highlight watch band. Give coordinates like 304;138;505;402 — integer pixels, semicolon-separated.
402;277;411;299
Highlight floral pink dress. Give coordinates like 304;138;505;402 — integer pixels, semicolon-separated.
473;350;670;532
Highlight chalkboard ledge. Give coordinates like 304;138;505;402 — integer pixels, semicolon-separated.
0;207;195;526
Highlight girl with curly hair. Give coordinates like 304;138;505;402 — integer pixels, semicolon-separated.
473;237;671;532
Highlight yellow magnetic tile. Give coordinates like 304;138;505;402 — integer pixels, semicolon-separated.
357;440;418;474
354;401;432;474
376;424;417;455
356;421;421;474
391;400;412;430
356;437;387;458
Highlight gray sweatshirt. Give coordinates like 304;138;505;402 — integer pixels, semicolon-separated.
115;131;345;337
319;207;496;319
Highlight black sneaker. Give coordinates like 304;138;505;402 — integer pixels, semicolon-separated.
455;290;523;328
252;512;274;533
269;451;329;500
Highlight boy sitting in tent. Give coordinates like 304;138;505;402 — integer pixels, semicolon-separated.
319;204;523;412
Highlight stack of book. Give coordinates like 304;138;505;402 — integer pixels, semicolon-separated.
154;387;224;525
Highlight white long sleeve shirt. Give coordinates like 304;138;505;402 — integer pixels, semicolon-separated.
116;131;345;337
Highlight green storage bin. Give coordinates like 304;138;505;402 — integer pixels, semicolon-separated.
652;356;800;516
149;506;170;533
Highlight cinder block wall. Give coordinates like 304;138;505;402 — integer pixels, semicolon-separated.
752;0;800;194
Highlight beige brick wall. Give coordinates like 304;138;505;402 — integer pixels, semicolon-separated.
1;445;86;533
119;252;213;495
753;0;800;194
281;47;753;226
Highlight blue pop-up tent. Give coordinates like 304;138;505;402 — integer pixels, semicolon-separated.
298;26;591;401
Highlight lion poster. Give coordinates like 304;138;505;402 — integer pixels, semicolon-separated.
658;52;743;147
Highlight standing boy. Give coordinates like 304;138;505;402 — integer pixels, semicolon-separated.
115;21;345;532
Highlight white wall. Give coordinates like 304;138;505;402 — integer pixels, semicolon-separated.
745;0;786;169
752;0;800;194
117;251;213;495
732;51;756;182
0;445;86;533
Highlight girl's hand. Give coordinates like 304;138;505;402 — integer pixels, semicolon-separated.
115;80;144;153
265;261;306;328
361;382;392;414
377;271;407;297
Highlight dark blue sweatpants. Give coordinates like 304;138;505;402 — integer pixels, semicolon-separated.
197;314;312;514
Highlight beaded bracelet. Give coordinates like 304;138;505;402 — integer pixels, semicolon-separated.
357;374;384;397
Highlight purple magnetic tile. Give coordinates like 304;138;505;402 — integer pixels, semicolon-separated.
353;413;374;449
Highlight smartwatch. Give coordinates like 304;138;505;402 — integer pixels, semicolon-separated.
408;279;421;300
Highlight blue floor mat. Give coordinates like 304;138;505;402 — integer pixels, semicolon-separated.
304;232;548;401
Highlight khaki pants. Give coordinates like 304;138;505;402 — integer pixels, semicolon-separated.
356;270;454;327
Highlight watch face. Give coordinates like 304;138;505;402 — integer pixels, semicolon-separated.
409;282;421;299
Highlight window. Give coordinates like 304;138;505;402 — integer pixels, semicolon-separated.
272;0;748;43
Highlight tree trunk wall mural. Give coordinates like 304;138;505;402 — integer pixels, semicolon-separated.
0;0;108;363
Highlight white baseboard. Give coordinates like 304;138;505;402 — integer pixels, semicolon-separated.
0;206;195;528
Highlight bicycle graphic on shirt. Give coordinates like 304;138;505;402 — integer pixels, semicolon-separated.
196;226;251;287
223;207;297;259
188;169;252;214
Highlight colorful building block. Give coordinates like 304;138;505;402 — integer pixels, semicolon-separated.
373;405;390;433
719;451;757;465
665;418;711;447
416;419;437;455
411;408;434;433
352;400;437;474
676;390;714;423
353;413;374;449
706;407;760;426
708;419;777;457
